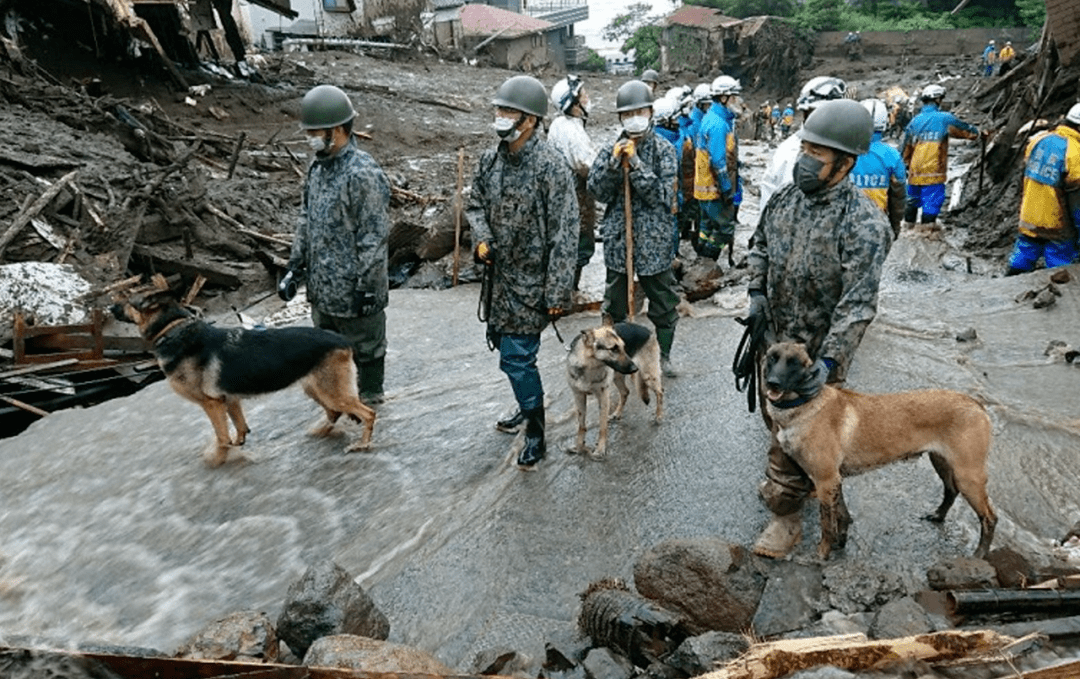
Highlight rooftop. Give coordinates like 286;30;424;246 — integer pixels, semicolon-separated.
459;3;554;39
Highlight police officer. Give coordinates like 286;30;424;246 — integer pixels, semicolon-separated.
982;40;997;77
850;98;907;236
587;80;680;376
467;75;578;470
901;84;980;230
745;99;893;559
286;84;391;404
694;75;742;264
548;74;599;290
1006;103;1080;275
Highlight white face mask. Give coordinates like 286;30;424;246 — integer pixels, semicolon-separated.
493;115;521;142
621;115;650;137
307;133;329;153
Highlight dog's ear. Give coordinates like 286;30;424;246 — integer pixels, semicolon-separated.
581;329;594;348
601;315;614;328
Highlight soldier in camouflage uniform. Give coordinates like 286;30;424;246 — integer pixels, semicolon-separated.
745;100;893;559
467;75;578;470
285;85;391;404
588;80;680;376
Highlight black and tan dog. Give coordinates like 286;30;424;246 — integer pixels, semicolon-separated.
114;291;376;466
763;341;996;559
566;321;663;458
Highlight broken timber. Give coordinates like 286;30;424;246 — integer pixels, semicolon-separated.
702;630;1020;679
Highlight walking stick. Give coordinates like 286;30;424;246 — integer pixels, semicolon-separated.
452;146;464;286
978;132;987;195
623;163;635;321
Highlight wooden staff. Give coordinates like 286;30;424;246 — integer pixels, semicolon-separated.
453;146;464;286
623;163;635;320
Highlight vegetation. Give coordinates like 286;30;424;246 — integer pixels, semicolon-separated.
602;2;663;74
579;48;608;73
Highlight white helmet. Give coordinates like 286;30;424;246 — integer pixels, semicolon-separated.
711;75;740;97
1066;103;1080;125
989;39;995;45
921;83;946;101
861;98;888;132
796;76;846;111
550;74;585;115
653;96;678;125
664;85;689;102
693;83;712;102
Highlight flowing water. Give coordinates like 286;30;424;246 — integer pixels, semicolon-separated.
1;138;1079;671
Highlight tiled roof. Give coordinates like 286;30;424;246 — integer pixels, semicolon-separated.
460;3;554;38
664;5;741;29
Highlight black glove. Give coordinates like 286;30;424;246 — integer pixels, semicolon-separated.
352;290;379;317
278;269;299;302
747;290;768;324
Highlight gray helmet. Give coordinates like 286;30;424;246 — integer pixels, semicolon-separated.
300;84;356;130
616;80;654;113
800;99;872;156
492;75;548;118
641;68;660;84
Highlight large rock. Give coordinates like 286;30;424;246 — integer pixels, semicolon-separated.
926;557;998;591
276;561;390;658
985;547;1035;588
634;538;765;634
663;631;749;676
751;562;825;638
174;610;278;662
303;635;453;673
822;562;907;615
581;647;634;679
868;596;933;640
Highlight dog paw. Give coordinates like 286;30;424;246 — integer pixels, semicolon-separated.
345;440;372;453
921;512;946;524
203;446;230;468
589;447;607;460
310;423;335;437
566;445;590;456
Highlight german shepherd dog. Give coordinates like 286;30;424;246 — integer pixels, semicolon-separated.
566;321;663;458
113;292;376;466
763;342;996;560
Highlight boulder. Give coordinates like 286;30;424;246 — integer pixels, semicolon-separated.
581;647;634;679
302;635;453;673
822;562;906;614
276;560;390;658
751;561;824;638
663;631;749;676
634;538;765;634
869;596;933;640
985;547;1035;588
926;557;998;591
174;610;278;662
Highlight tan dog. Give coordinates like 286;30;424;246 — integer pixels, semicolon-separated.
113;292;376;466
763;342;996;560
566;321;663;458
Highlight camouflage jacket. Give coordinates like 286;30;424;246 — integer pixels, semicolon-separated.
587;131;677;277
288;141;391;318
466;134;578;335
747;180;892;381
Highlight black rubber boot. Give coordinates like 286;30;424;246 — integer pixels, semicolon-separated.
496;410;526;433
516;406;546;469
359;357;385;405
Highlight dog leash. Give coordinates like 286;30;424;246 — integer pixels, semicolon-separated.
732;313;767;413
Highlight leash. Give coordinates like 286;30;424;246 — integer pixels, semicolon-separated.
731;312;767;413
476;260;563;346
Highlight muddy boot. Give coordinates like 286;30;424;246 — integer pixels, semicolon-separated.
496;409;526;433
656;327;678;378
752;512;803;559
516;406;546;470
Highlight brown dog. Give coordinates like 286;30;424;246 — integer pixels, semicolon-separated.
566;321;663;458
762;342;996;559
114;292;376;466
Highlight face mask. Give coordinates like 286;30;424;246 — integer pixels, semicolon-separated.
621;115;650;137
493;115;521;141
794;154;829;195
307;132;329;153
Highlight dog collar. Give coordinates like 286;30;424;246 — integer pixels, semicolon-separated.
769;394;812;409
150;318;192;346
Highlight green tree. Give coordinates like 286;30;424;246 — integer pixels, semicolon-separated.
625;25;663;73
602;2;656;43
686;0;796;19
1015;0;1046;29
579;48;608;73
794;0;843;32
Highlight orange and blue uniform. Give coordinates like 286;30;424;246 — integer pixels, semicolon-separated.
1008;124;1080;272
901;102;978;221
693;103;739;259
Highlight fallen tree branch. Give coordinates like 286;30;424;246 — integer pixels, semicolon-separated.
0;169;78;260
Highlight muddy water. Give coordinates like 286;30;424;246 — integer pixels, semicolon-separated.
2;135;1079;670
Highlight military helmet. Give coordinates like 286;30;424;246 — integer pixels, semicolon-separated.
550;74;584;115
300;84;356;130
1066;103;1080;125
616;80;653;113
796;76;847;112
641;68;660;84
492;75;548;118
800;99;872;156
711;75;741;97
861;98;889;132
921;83;946;101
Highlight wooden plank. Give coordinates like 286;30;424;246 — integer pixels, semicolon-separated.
130;245;243;288
0;394;49;417
1014;659;1080;678
0;358;78;380
0;170;78;259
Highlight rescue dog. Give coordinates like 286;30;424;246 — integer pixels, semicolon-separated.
566;321;663;458
763;341;996;560
113;291;376;466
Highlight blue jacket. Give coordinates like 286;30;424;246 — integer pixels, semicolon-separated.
902;103;978;185
694;103;738;200
851;132;907;210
